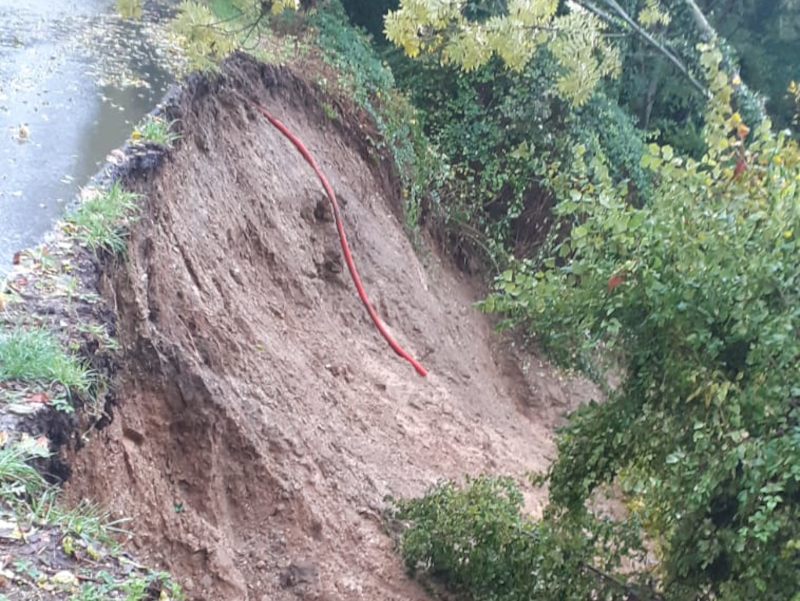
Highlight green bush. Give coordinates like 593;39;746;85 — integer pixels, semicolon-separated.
391;476;647;601
390;47;651;265
475;43;800;600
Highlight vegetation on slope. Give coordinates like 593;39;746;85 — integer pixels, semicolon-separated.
12;0;798;598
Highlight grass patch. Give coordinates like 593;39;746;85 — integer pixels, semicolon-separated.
0;439;184;600
0;327;91;396
0;437;48;502
132;114;181;147
66;181;140;254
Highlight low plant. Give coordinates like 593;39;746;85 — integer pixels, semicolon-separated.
390;476;646;600
132;114;181;147
0;437;49;504
0;326;92;397
65;181;140;254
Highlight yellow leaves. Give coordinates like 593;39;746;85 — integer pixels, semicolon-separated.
270;0;300;14
550;12;620;105
49;570;79;590
386;0;616;106
638;0;671;27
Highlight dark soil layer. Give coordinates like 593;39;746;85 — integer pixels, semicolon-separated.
65;54;595;600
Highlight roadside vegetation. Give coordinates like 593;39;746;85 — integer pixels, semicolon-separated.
1;113;181;600
64;182;140;255
131;114;181;148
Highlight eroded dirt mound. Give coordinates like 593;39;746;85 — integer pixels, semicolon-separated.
66;54;595;600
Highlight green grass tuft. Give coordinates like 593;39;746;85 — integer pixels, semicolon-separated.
0;327;92;395
66;181;140;254
133;114;181;147
0;440;48;502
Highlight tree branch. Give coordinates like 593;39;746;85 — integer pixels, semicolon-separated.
576;0;710;99
683;0;715;41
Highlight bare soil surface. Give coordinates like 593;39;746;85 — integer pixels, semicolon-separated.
64;54;597;601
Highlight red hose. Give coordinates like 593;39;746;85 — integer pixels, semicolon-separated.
234;90;428;377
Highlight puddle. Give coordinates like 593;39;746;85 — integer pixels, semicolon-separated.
0;0;175;275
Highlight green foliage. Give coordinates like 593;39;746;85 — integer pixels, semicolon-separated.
70;571;184;601
308;2;448;237
0;327;92;396
391;47;649;265
0;438;49;503
65;181;140;254
476;43;800;599
391;476;648;600
170;0;301;71
132;114;181;147
384;0;621;106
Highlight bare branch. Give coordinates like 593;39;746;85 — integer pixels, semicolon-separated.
576;0;710;99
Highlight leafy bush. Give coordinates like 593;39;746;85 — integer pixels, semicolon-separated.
473;42;800;599
391;47;651;265
391;476;648;601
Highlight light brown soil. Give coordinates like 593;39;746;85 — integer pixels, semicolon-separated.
65;55;597;601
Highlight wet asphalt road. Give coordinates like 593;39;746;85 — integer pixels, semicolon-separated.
0;0;172;275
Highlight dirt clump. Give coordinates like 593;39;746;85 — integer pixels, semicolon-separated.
65;54;596;600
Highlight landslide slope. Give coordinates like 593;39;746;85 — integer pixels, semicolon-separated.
67;54;592;601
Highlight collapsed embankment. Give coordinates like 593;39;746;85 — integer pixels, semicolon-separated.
65;54;594;600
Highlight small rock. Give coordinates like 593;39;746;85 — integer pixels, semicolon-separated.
279;561;318;588
256;560;266;570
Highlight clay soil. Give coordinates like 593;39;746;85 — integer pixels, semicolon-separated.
64;54;597;601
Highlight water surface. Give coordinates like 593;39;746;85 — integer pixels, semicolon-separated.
0;0;173;274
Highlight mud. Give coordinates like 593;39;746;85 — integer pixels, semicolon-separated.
65;54;596;600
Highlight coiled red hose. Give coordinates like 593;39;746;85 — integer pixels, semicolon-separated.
235;90;427;377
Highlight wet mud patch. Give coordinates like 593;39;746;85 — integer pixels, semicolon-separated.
65;53;597;600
